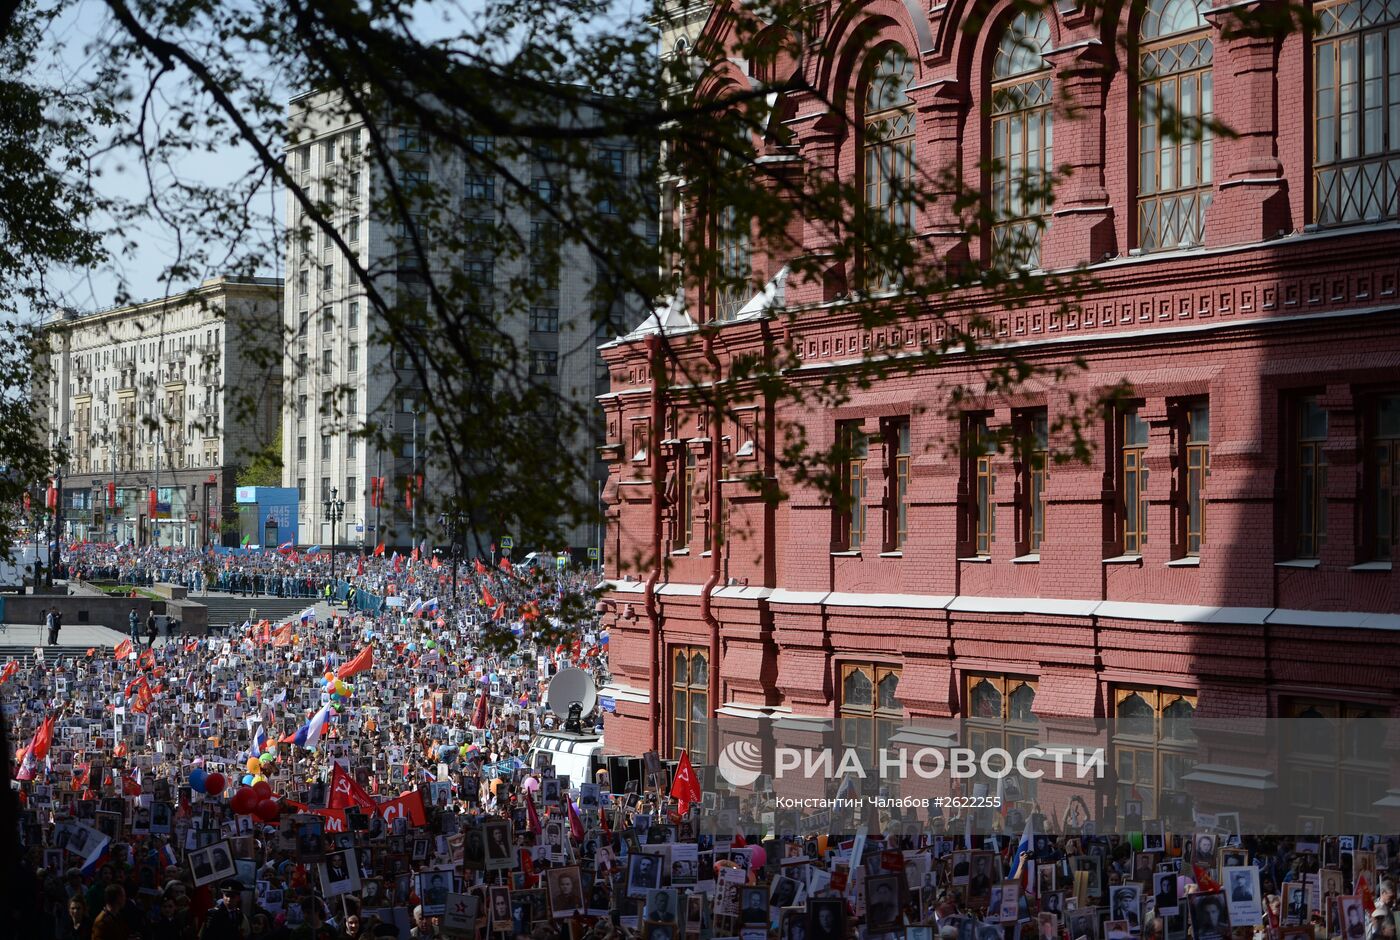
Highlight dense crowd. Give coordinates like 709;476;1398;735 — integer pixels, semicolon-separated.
7;548;1400;940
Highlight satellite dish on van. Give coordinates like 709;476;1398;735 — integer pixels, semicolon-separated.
545;667;597;719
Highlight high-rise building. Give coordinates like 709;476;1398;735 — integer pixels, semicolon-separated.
283;89;647;551
37;276;283;547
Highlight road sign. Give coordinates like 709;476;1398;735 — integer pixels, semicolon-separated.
500;536;514;550
587;547;600;560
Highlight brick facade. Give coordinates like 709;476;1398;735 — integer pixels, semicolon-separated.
599;0;1400;831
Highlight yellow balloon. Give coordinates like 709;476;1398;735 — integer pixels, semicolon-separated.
246;757;262;773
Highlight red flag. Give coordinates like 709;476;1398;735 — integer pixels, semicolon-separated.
329;764;378;811
566;797;585;841
492;602;505;621
670;750;702;814
337;645;373;679
481;587;496;608
597;798;612;839
525;791;543;835
373;542;385;557
474;559;487;575
356;555;365;576
376;789;427;828
122;773;143;796
271;623;293;647
27;715;55;762
499;557;512;574
430;555;440;570
472;691;489;729
519;846;539;887
0;661;18;684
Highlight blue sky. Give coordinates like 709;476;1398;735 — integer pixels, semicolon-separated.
36;0;657;320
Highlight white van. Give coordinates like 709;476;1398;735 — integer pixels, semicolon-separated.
527;729;606;785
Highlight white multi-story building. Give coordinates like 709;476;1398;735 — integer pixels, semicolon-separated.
282;89;648;551
37;276;284;547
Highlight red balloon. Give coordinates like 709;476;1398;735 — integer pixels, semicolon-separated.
251;780;273;801
230;787;259;815
203;772;227;797
254;798;281;823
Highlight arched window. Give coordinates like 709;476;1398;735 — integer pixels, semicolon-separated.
861;47;916;291
1138;0;1213;251
990;10;1054;269
839;662;902;788
713;204;750;321
963;675;1040;800
1314;0;1400;225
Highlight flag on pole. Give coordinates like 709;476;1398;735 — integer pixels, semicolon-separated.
337;645;373;679
113;639;132;660
669;750;703;815
290;704;333;748
566;797;585;841
251;725;268;758
329;763;378;811
525;792;543;836
1013;815;1035;892
18;715;55;779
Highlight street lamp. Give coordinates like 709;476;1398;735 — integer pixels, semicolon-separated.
438;510;464;600
29;490;43;592
322;486;345;594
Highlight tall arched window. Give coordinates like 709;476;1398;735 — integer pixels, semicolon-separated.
1138;0;1213;251
1314;0;1400;225
713;204;750;321
990;10;1054;269
862;47;916;291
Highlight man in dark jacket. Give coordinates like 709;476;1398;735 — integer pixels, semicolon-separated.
199;881;248;940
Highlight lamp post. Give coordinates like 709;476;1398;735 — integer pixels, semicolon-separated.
438;510;464;600
52;432;71;586
322;485;345;595
29;491;43;592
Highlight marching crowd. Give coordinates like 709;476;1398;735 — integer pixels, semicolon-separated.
4;547;1400;940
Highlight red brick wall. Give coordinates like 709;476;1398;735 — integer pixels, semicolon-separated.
597;0;1400;824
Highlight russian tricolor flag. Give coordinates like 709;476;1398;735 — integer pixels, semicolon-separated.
291;704;332;748
251;724;268;758
421;598;439;615
299;607;317;626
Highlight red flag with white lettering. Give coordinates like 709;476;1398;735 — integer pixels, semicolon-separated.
376;789;427;828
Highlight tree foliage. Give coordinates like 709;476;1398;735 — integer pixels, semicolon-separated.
0;0;1306;587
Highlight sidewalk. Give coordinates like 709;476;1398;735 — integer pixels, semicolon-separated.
0;622;129;648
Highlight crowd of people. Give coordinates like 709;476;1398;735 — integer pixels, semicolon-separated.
5;546;1400;940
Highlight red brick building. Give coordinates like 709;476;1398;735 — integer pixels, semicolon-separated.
598;0;1400;832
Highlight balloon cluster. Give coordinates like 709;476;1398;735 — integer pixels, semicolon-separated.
191;755;280;823
188;768;226;797
322;672;353;712
230;779;280;822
